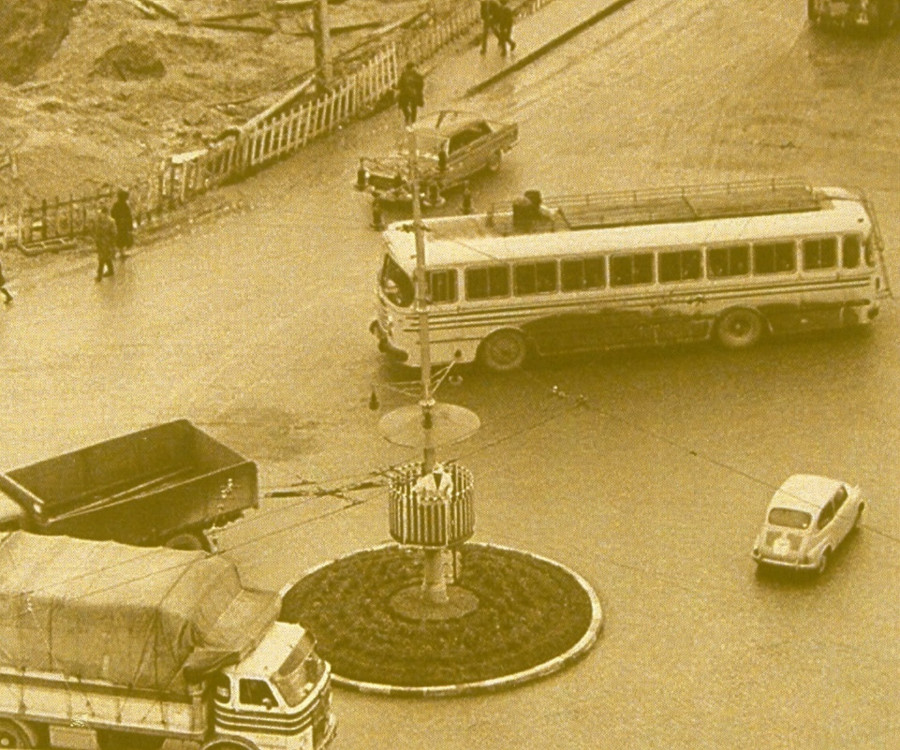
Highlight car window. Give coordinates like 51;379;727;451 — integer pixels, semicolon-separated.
832;486;847;512
817;501;835;530
767;507;811;529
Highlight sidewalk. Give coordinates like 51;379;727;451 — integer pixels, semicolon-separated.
422;0;633;106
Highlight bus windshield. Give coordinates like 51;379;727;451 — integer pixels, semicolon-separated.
380;254;414;307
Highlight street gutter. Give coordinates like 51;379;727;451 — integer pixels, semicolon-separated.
465;0;640;96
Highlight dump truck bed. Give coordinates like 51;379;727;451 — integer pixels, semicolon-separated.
0;419;257;546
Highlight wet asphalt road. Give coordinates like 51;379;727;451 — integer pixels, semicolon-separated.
1;0;898;748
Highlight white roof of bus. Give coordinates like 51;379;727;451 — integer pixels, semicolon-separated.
384;196;869;272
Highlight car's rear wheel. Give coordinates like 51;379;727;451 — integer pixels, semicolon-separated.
852;504;864;531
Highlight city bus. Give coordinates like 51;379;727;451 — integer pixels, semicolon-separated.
370;180;889;371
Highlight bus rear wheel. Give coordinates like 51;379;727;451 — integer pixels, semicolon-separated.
479;330;528;371
716;309;763;350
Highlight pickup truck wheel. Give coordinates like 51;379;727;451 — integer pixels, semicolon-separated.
0;719;37;748
486;150;502;172
164;531;209;551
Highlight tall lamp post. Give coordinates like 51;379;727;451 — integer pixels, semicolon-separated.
378;127;480;608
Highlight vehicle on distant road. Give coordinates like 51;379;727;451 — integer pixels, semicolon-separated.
752;474;865;574
358;110;518;206
370;179;890;372
808;0;898;32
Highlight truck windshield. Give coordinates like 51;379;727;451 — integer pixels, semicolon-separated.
380;254;414;307
270;633;325;707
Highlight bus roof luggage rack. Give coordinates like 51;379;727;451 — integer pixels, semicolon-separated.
512;179;823;233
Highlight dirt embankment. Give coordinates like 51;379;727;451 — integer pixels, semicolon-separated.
0;0;449;209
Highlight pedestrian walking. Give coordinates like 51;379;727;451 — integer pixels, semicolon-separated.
479;0;499;54
94;207;116;281
397;62;424;125
110;189;134;260
494;0;517;56
0;259;13;304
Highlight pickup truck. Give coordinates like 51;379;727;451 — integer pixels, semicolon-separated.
0;419;257;551
359;109;519;205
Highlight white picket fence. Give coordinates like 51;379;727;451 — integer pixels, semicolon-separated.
0;0;553;252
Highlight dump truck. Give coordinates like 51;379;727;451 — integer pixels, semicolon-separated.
0;420;257;551
0;531;336;750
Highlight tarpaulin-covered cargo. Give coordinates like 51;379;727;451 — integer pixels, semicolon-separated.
0;531;280;696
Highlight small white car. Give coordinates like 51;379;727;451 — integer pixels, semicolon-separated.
752;474;865;574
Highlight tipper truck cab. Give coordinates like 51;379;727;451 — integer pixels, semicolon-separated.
0;531;335;750
0;420;258;551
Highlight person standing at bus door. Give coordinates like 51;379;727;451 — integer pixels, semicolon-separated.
480;0;499;54
94;207;116;281
0;258;13;304
397;62;424;125
110;189;134;260
494;0;516;56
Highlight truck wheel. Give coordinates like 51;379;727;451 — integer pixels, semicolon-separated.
98;732;164;750
0;719;37;748
164;531;209;551
486;150;502;172
715;308;763;349
478;329;528;371
202;738;259;750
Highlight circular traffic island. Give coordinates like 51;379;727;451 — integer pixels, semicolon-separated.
279;543;603;696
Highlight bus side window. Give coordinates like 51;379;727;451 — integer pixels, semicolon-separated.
803;237;837;270
659;250;701;283
753;241;796;274
428;270;458;303
611;253;653;287
708;245;749;278
561;257;605;291
466;265;510;299
842;235;861;269
514;261;557;296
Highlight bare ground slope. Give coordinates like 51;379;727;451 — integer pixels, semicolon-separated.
0;0;451;207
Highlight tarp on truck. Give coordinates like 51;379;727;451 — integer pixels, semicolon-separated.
0;531;280;695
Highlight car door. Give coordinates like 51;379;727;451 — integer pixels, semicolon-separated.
830;485;853;545
814;500;837;553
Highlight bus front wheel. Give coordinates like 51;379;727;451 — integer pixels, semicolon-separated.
715;309;763;349
479;330;528;371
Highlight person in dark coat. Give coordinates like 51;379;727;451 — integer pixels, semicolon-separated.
0;258;12;303
110;189;134;259
494;0;517;56
94;207;116;281
480;0;499;54
397;62;425;125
